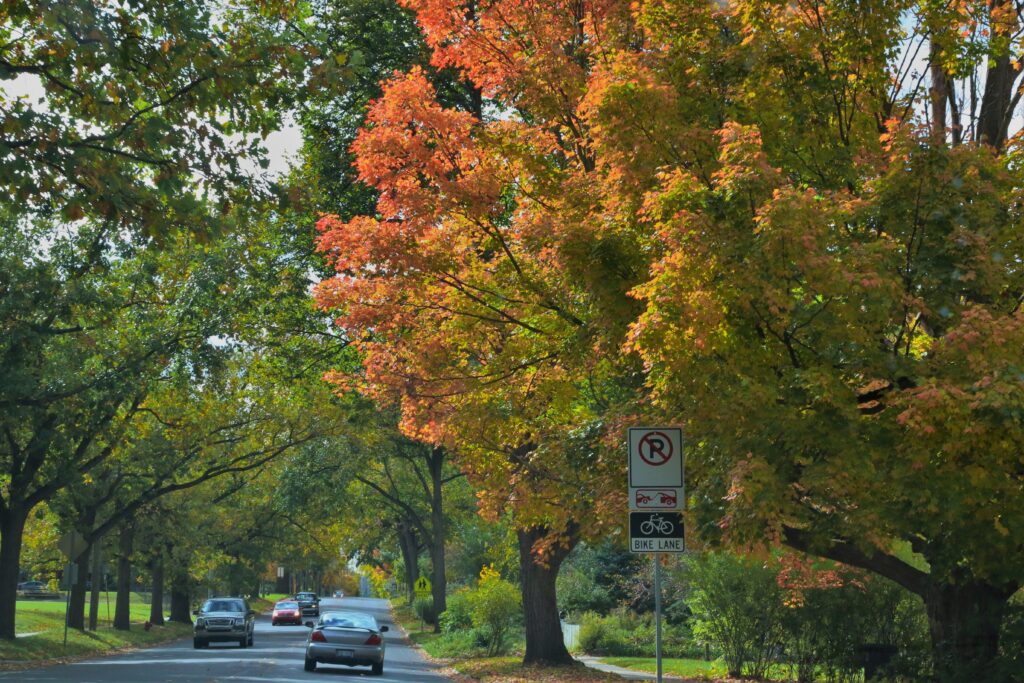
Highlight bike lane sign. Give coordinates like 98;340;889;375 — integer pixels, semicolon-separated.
629;511;685;553
628;427;683;511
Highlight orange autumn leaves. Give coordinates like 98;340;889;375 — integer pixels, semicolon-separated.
313;0;1024;585
312;65;585;447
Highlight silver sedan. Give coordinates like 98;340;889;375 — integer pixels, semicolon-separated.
304;610;389;675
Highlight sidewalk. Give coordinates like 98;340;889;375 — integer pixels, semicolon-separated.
576;655;698;682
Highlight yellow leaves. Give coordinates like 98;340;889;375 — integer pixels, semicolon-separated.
994;516;1009;537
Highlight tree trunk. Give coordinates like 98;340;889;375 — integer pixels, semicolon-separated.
929;40;948;141
228;559;242;597
149;555;164;626
925;580;1013;683
976;0;1020;150
517;526;576;666
429;447;447;632
0;505;29;640
397;519;420;604
67;542;92;630
169;584;191;624
114;524;133;631
88;539;103;630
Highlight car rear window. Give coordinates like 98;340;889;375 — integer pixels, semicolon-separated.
321;613;376;629
276;602;298;609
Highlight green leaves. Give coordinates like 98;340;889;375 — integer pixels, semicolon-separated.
0;0;309;237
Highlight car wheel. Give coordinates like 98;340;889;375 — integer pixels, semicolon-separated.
239;636;248;648
304;657;316;672
193;638;205;649
371;661;383;676
247;633;254;647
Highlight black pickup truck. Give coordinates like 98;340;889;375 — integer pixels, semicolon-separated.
295;591;320;616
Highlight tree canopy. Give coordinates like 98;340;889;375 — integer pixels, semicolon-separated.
314;1;1024;679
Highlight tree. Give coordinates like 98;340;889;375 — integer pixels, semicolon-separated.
315;1;1024;679
0;219;231;639
276;411;472;627
313;63;628;667
615;4;1024;680
0;0;307;234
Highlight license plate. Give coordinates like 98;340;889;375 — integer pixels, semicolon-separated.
337;648;354;658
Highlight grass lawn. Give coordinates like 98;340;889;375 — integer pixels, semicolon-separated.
600;656;794;681
2;594;191;665
601;656;727;679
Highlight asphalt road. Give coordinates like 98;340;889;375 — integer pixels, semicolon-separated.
0;596;452;683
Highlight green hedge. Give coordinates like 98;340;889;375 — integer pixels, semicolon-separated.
577;610;703;659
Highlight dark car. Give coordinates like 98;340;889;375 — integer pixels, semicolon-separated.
193;597;256;648
295;591;320;616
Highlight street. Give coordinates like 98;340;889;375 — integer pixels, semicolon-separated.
0;597;452;682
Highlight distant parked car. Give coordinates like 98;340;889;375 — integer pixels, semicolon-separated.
192;597;255;649
272;600;303;626
304;610;388;675
18;581;46;592
295;591;320;616
332;590;344;598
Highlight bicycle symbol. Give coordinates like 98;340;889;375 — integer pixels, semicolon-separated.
640;514;675;536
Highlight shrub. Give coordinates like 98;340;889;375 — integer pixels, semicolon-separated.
686;552;786;679
576;609;698;658
578;612;621;655
424;628;490;657
439;589;473;633
413;596;436;625
775;561;930;682
994;596;1024;683
781;579;873;682
557;565;615;617
467;565;521;656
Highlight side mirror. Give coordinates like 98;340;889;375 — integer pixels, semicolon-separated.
304;621;315;628
192;610;199;616
380;626;389;633
248;610;256;617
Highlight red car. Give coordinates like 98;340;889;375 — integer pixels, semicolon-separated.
272;600;303;626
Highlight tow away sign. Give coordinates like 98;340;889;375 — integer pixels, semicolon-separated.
628;427;683;511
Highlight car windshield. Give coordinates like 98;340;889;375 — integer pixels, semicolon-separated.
276;602;298;609
202;599;244;613
320;612;376;630
297;593;315;599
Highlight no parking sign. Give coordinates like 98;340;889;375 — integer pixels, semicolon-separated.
628;427;683;511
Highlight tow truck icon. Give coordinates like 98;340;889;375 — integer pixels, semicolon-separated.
634;489;678;508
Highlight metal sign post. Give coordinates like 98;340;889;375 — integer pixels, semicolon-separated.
58;532;84;649
654;554;663;683
628;426;684;683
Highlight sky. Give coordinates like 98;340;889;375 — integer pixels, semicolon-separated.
3;73;304;178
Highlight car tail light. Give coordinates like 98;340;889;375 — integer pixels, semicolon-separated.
311;630;327;643
364;633;382;645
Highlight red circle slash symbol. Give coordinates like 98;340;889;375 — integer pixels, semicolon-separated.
638;432;673;466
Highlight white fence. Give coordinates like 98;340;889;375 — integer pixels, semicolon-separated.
560;620;580;650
